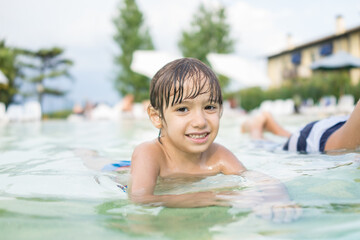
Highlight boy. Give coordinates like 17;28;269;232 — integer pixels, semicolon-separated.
129;58;299;221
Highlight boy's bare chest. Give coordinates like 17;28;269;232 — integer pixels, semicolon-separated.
159;160;221;178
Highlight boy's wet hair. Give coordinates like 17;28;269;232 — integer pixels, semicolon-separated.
150;58;223;119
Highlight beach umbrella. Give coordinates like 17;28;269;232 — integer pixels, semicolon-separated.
131;50;181;78
0;70;8;84
311;51;360;70
207;53;270;90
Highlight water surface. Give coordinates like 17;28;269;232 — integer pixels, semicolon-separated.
1;114;360;239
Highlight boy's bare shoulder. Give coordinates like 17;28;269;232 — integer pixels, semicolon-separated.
209;143;246;174
132;139;165;160
209;142;235;157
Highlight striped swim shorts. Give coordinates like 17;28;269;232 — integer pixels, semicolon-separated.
283;115;349;153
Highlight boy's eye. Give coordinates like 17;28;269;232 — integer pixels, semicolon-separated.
176;107;188;112
205;105;217;110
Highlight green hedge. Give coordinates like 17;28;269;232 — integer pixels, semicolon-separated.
233;71;358;112
43;109;72;119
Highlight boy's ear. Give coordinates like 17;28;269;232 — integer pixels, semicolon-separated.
147;105;162;129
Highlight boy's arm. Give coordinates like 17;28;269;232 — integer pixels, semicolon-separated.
129;143;159;203
219;146;300;222
219;147;290;203
220;170;301;223
218;145;287;198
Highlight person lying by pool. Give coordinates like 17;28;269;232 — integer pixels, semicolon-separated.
126;58;300;220
241;100;360;153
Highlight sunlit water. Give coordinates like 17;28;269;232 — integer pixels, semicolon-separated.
1;112;360;240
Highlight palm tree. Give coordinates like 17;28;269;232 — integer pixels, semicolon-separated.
24;47;74;110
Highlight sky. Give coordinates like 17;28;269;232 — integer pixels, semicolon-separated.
1;0;360;111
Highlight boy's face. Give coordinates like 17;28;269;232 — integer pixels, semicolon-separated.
159;79;222;155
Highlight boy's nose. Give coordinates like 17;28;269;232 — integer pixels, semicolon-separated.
191;110;207;128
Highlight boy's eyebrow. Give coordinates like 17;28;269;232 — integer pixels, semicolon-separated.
171;100;191;105
172;98;219;105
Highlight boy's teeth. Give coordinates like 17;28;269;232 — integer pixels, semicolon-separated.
189;133;207;139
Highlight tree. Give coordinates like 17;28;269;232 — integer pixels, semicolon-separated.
23;47;73;110
0;40;23;107
178;3;235;88
113;0;154;102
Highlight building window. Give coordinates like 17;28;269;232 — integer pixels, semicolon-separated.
291;52;301;65
319;42;333;56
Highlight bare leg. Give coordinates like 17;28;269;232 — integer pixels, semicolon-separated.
242;112;291;140
325;100;360;151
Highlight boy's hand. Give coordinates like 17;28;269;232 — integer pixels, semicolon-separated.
216;189;302;223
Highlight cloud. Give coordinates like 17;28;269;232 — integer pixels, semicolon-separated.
138;0;289;58
227;1;287;57
138;0;200;54
0;0;117;49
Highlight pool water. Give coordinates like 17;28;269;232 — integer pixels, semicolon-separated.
1;114;360;240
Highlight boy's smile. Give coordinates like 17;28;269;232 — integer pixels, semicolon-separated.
186;132;209;142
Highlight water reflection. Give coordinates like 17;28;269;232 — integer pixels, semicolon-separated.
96;200;248;240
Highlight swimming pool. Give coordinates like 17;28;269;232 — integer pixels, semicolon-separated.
1;113;360;239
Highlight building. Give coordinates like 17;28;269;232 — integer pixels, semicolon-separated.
267;16;360;87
